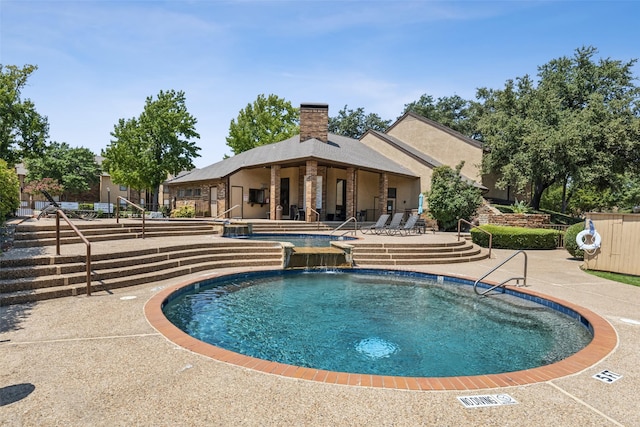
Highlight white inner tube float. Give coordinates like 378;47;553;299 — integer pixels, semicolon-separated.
576;229;601;252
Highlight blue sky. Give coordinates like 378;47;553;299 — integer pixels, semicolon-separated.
2;0;639;168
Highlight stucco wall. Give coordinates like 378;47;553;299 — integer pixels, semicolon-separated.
386;115;483;183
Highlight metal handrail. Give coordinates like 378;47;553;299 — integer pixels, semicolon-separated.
116;196;146;238
55;209;92;296
308;208;321;229
473;250;528;296
458;218;492;258
331;217;358;236
213;204;240;220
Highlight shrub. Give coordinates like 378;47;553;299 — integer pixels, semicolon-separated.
0;159;20;221
170;205;195;218
564;222;585;259
471;225;561;250
426;162;482;231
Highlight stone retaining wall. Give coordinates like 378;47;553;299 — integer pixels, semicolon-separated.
478;213;550;228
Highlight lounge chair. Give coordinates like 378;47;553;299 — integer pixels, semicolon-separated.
360;213;390;234
383;212;406;235
389;214;419;236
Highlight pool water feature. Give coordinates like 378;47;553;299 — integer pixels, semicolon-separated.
161;270;594;378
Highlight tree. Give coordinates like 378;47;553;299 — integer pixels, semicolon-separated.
24;142;100;196
477;47;640;210
23;178;64;198
402;94;480;139
0;64;49;166
0;159;20;220
103;90;201;209
426;162;483;231
226;94;298;155
328;105;391;139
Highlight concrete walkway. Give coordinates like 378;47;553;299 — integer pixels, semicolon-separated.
1;224;638;426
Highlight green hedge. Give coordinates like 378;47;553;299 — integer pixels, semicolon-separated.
470;224;561;250
170;205;195;218
564;222;585;259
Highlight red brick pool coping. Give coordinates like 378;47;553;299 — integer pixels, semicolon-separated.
144;272;618;391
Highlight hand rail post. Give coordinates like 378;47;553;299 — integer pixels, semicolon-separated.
330;217;358;236
308;208;321;228
458;218;492;258
213;204;240;220
56;210;61;256
55;209;92;295
86;244;92;296
117;196;146;238
116;202;120;224
474;250;528;295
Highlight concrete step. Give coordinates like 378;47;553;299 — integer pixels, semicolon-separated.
1;257;282;306
354;252;490;266
0;239;284;305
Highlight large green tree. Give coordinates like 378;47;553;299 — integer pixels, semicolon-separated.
328;105;391;139
0;64;49;166
402;94;480;139
24;142;100;195
477;47;640;210
0;159;20;220
226;94;298;155
103;89;201;209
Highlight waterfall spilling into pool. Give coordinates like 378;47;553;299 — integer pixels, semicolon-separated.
225;233;355;269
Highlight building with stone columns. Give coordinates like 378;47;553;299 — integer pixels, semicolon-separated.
167;103;508;221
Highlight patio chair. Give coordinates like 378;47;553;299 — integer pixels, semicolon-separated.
383;212;406;235
360;213;390;234
392;214;420;236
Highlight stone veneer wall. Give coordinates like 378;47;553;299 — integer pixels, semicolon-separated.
478;213;551;228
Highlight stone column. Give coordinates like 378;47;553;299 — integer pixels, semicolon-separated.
346;167;356;220
305;160;318;222
379;173;388;218
270;165;281;220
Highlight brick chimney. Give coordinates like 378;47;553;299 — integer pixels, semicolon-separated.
299;103;328;143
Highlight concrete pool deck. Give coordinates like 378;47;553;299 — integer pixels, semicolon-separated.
1;226;639;426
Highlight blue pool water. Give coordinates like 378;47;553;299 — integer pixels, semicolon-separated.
162;270;592;377
230;233;355;247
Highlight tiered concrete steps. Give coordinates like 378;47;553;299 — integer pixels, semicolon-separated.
351;240;489;265
12;220;220;248
0;241;282;306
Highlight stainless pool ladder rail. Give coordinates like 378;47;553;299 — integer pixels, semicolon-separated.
331;216;358;237
473;250;528;296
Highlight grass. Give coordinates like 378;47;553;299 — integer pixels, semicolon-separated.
583;269;640;287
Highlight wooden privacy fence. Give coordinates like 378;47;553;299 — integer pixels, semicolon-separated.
583;212;640;276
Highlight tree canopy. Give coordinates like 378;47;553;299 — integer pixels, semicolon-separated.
402;94;480;139
476;46;640;210
226;94;298;155
0;64;49;166
24;141;100;195
103;89;201;209
328;105;391;139
0;158;20;220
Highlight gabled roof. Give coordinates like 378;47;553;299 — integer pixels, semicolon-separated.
169;133;417;184
365;129;487;190
388;111;483;150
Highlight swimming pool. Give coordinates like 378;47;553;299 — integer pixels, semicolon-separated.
228;233;356;247
160;269;593;378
